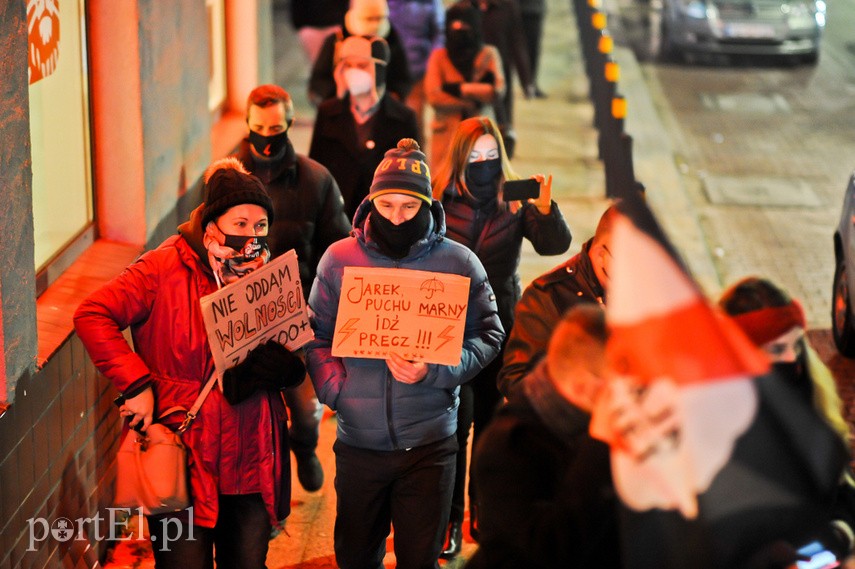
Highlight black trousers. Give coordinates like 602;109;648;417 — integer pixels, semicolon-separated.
448;353;504;525
521;11;546;84
333;436;457;569
147;493;271;569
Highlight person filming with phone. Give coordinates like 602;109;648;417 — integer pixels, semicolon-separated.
430;115;572;558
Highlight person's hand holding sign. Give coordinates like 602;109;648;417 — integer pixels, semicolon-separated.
387;353;429;384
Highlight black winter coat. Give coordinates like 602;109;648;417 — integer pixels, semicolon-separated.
497;238;605;396
456;0;532;123
466;366;620;569
309;94;419;220
308;26;413;106
234;140;351;299
440;191;571;333
289;0;348;29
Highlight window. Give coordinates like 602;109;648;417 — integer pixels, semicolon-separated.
28;0;93;292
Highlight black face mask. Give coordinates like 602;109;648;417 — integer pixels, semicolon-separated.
446;27;479;78
222;234;268;261
369;202;432;259
249;130;288;160
467;182;497;208
466;159;502;186
771;359;813;404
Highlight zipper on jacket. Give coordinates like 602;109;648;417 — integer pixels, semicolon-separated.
385;368;399;450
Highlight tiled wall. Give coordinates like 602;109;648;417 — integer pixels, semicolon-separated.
0;336;123;568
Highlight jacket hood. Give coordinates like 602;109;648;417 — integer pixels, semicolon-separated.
351;196;447;260
177;204;212;270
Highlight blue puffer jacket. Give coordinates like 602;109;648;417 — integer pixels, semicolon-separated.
306;198;505;451
388;0;445;80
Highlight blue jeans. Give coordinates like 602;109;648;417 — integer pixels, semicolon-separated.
147;493;270;569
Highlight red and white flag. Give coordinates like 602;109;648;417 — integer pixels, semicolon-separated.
589;193;846;567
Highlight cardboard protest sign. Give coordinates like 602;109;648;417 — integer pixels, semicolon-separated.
200;250;313;375
332;267;471;366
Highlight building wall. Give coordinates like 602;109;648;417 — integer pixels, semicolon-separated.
0;0;37;401
0;337;120;568
0;1;275;567
138;0;211;243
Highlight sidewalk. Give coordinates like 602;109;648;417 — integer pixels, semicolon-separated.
104;0;696;566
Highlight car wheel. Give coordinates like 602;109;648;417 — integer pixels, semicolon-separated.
802;50;820;65
832;258;855;357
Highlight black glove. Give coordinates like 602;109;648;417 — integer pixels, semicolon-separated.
222;340;306;405
478;71;496;86
442;82;463;98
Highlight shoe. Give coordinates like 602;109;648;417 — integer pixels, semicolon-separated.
469;516;480;543
295;452;324;492
439;521;462;559
534;87;548;99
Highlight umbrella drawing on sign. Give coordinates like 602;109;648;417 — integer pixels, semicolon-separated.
588;192;848;568
420;277;444;300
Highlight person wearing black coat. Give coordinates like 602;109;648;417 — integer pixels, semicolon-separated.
467;304;621;569
234;142;350;298
288;0;349;64
233;84;352;494
307;0;413;106
453;0;533;142
497;204;618;398
431;116;571;558
234;136;349;286
515;0;547;97
309;36;420;220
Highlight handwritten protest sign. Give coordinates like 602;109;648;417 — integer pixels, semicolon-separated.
200;250;313;375
332;267;471;366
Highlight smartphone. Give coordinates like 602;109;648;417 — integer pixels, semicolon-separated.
501;178;540;201
796;541;840;569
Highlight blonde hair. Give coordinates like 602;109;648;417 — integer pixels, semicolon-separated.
806;344;852;445
431;116;518;202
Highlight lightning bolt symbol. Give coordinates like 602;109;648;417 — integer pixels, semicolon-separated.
263;144;271;156
335;318;360;348
436;325;455;351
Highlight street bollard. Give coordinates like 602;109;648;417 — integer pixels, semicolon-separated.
617;133;637;199
604;95;627;198
595;60;619;145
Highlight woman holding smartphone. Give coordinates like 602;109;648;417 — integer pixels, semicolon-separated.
430;116;572;558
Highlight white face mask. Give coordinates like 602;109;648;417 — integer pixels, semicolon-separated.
344;68;373;96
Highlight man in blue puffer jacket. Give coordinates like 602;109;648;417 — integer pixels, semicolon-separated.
306;138;504;569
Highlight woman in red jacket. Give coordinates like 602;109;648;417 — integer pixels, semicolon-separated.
73;158;305;569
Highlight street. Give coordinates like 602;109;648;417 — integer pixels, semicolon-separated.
612;0;855;418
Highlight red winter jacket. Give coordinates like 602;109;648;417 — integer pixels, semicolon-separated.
73;209;290;528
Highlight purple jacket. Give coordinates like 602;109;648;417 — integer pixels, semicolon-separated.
388;0;445;80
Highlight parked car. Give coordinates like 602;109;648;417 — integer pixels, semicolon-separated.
658;0;826;64
832;172;855;356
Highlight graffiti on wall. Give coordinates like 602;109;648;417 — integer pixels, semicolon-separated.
27;0;60;84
